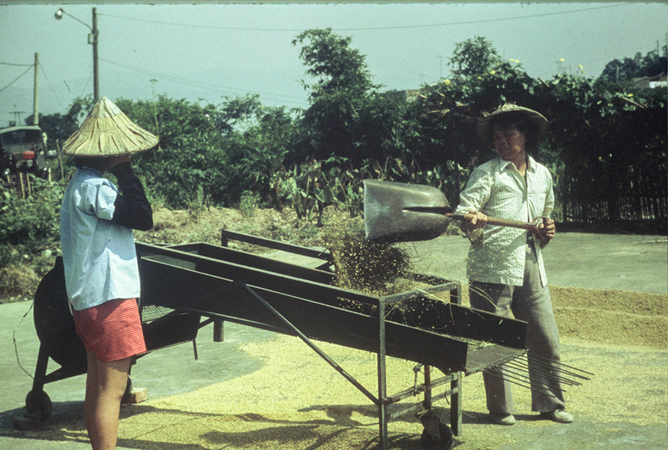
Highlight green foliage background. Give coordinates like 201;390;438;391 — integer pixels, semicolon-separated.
3;30;667;292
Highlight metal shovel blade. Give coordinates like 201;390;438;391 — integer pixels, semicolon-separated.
364;180;451;243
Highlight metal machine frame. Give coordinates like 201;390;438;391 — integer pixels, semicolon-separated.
20;231;530;450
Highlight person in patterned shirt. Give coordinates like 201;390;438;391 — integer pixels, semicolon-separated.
455;104;572;426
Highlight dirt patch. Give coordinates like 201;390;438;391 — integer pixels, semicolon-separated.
139;206;326;253
550;286;666;315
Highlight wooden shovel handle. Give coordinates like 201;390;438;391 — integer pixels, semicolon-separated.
448;213;540;233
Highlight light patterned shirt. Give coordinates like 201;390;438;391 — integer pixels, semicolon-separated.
455;155;554;287
60;167;141;310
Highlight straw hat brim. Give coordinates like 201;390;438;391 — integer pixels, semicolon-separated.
477;104;548;147
61;97;159;158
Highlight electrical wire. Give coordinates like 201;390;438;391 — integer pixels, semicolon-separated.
86;3;642;110
95;3;635;98
0;65;33;94
340;4;631;32
100;3;630;33
79;70;93;98
39;64;66;111
100;57;309;107
0;61;34;67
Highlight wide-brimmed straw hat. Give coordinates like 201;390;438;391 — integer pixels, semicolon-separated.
61;96;159;158
476;103;548;147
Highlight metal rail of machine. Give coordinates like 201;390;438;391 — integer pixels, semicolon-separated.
19;232;531;450
134;233;528;449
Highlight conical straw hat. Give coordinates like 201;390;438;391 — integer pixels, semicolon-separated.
476;103;548;147
61;96;159;157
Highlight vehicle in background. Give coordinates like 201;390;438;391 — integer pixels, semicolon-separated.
0;125;50;182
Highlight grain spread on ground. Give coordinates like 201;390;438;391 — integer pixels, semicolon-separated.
6;206;667;449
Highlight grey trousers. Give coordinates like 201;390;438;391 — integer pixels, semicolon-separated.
469;243;566;414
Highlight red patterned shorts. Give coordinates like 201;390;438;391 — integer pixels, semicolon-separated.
73;298;146;362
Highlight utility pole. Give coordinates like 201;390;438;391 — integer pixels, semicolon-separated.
92;7;99;101
33;53;39;126
55;7;99;101
11;106;26;126
436;55;443;79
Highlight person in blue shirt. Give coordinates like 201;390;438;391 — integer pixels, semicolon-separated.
60;97;157;450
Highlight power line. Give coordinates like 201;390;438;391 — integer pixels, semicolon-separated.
39;63;66;111
0;61;34;67
94;3;634;109
101;12;296;32
100;3;630;33
0;65;33;94
79;70;93;98
339;4;631;31
100;57;308;107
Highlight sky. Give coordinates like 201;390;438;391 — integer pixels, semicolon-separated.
1;2;666;126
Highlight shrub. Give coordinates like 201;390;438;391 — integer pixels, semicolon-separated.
0;177;64;265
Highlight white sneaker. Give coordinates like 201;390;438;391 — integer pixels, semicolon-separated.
540;409;573;423
489;412;516;425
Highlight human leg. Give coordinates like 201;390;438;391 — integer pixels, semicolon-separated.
469;282;516;419
74;299;146;448
511;245;568;416
84;352;132;450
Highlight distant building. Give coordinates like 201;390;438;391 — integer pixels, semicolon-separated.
382;89;422;102
631;73;667;89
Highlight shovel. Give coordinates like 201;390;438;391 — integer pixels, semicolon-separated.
363;180;545;243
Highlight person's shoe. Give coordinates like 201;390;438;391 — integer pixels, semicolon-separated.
540;409;573;423
489;412;516;426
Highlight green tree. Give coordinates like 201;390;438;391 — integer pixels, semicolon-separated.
407;40;537;179
116;96;225;208
293;28;379;161
25;96;95;150
449;36;503;78
114;95;302;208
599;48;667;84
216;95;302;204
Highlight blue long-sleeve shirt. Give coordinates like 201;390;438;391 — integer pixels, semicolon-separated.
59;163;152;310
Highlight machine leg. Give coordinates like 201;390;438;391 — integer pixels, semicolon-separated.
377;299;389;450
451;282;463;435
213;319;224;342
424;365;432;410
450;373;462;436
30;343;50;397
15;343;53;429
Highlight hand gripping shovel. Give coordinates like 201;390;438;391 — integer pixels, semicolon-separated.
363;180;544;243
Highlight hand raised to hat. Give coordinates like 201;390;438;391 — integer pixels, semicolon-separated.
108;154;131;169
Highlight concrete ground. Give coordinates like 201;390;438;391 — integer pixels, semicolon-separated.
0;308;277;449
399;232;667;294
0;232;666;449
